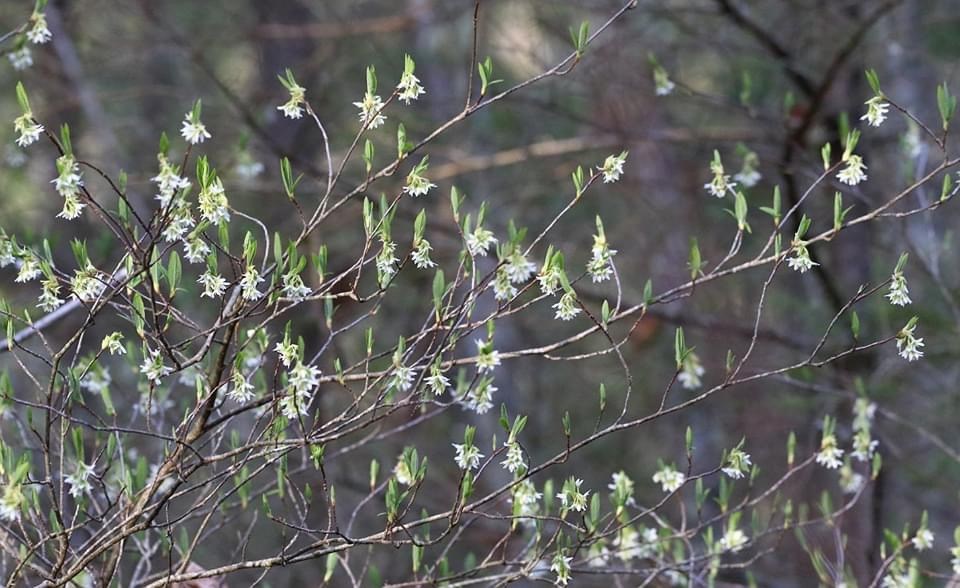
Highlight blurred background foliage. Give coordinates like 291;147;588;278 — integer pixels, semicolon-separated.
1;0;959;584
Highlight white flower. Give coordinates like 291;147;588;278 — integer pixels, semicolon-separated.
734;150;761;187
787;242;818;274
183;236;210;264
677;352;705;390
376;239;398;285
390;365;417;392
608;471;636;511
397;56;425;104
13;113;43;147
465;226;497;257
288;361;321;395
274;339;299;368
162;200;195;242
151;155;191;206
452;442;483;470
101;332;125;355
234;159;265;180
505;251;537;284
393;457;414;486
353;92;386;129
493;269;517;302
722;447;752;479
8;47;33;71
411;239;435;269
552;291;580;321
538;265;563;296
886;272;911;306
425;364;449;396
281;273;312;301
463;378;496;414
65;463;95;498
70;264;105;303
652;464;685;493
719;527;748;553
278;82;306;119
951;545;960;575
181;112;211;144
198;178;230;225
896;322;924;362
851;429;878;462
839;462;866;495
816;434;844;469
198;271;228;298
912;528;934;551
37;276;63;312
556;477;590;513
79;367;111;395
140;348;173;385
599;151;627;183
501;441;524;473
653;66;674;96
861;96;890;128
704;152;736;198
239;265;264;301
511;479;542;518
837;154;868;186
15;255;42;283
403;171;436;197
550;552;572;587
475;339;501;373
26;13;52;44
0;484;23;522
587;230;616;283
227;370;256;403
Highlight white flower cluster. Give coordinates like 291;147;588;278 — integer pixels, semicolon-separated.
652;463;685;493
280;361;321;419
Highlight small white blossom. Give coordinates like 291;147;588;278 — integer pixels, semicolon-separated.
198;271;228;298
278;79;306;119
704;152;736;198
719;527;748;553
816;433;844;469
227;370;256;403
505;251;537;284
452;442;483;470
861;96;890;128
198;178;230;225
13;113;43;147
912;528;934;551
475;339;501;374
64;463;95;499
37;276;64;312
281;273;312;301
552;291;580;321
463;378;496;414
599;151;628;183
787;242;818;274
390;365;417;393
26;13;52;44
839;462;866;495
411;239;435;269
652;464;685;493
353;92;386;129
677;352;705;390
492;269;517;302
183;236;210;264
140;348;173;385
274;339;299;368
837;154;868;186
550;552;573;587
397;55;425;104
734;150;761;187
501;441;524;474
538;265;563;296
425;363;449;396
556;477;590;513
239;265;264;301
393;456;414;486
466;226;497;257
8;47;33;71
403;172;435;197
886;272;911;306
151;155;191;206
101;332;125;355
896;321;924;362
722;447;752;479
15;255;42;283
181;112;211;145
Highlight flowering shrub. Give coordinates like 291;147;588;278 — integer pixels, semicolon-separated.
0;1;958;586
